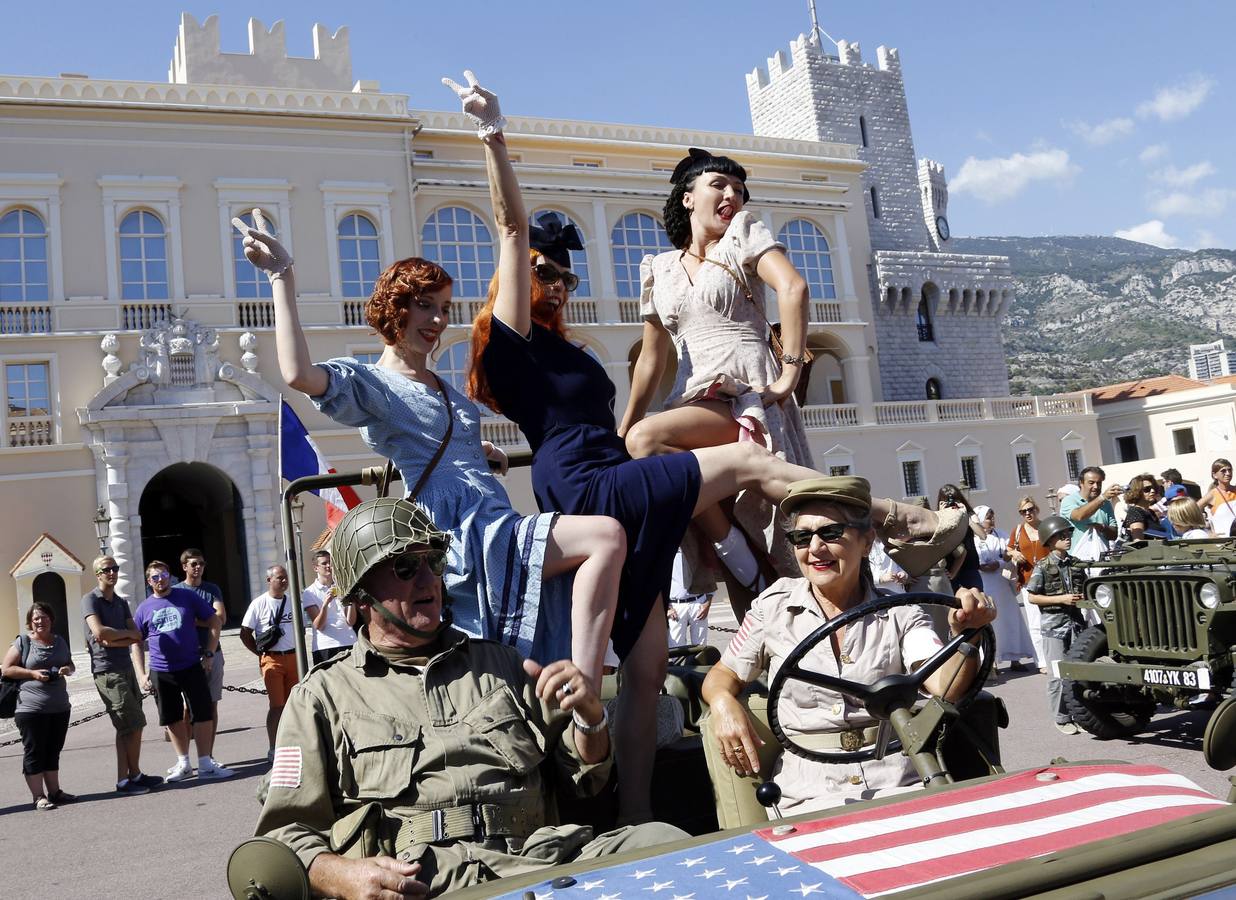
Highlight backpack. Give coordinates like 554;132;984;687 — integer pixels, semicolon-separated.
0;634;32;718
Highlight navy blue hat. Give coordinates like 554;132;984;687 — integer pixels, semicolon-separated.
529;213;583;270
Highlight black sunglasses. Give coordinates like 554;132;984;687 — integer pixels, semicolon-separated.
533;263;580;292
785;522;868;549
97;565;119;574
392;550;448;581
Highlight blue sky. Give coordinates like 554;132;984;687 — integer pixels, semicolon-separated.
3;1;1232;250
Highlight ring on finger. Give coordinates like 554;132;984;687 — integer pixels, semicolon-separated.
558;682;574;696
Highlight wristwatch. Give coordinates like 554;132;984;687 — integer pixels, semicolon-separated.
201;650;215;659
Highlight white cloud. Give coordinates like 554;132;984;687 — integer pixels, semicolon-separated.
1136;75;1214;121
1114;220;1180;248
1153;161;1216;187
1149;188;1235;218
1067;117;1134;145
950;147;1079;203
1139;144;1169;164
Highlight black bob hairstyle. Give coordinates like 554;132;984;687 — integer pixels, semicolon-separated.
662;148;751;249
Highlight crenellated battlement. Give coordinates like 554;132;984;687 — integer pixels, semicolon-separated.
168;13;357;92
746;33;901;93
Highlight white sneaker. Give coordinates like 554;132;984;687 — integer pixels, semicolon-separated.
197;761;234;780
166;760;195;782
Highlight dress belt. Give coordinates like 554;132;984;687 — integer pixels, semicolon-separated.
794;726;882;752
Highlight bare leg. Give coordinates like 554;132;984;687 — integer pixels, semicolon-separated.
24;773;44;801
691;442;820;516
192;719;215;759
123;729;143;780
167;718;191;757
43;770;60;796
614;596;669;825
266;706;283;751
624;400;740;458
542;515;625;690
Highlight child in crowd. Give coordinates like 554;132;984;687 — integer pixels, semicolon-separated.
1024;516;1087;736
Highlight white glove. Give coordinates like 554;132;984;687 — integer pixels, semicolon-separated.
230;209;293;282
441;69;507;139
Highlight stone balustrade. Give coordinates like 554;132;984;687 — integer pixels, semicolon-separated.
802;392;1091;429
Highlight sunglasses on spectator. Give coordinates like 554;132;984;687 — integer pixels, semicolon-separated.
1143;486;1159;493
392;550;448;581
97;565;119;574
532;263;580;292
148;571;170;581
786;522;868;549
1019;507;1037;514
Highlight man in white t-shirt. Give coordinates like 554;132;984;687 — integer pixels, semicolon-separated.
239;565;320;757
305;550;357;666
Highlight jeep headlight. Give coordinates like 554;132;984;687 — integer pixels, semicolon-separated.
1094;584;1115;609
1199;583;1221;609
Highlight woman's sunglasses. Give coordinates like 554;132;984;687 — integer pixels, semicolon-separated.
1019;507;1038;515
785;522;867;549
533;263;580;292
392;550;448;581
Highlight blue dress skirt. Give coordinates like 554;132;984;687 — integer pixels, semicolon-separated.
482;318;702;659
311;359;573;663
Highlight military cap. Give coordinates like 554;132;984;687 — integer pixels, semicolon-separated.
780;476;873;518
331;497;450;601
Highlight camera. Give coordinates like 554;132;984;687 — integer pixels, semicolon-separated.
44;668;59;681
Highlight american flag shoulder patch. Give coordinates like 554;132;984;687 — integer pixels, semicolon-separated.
270;746;302;789
726;611;757;657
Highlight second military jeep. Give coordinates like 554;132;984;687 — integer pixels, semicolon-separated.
1058;537;1236;739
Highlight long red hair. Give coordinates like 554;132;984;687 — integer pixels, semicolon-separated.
467;249;569;414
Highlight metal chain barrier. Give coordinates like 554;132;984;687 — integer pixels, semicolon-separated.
0;682;268;748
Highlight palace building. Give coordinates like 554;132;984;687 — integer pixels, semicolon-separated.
0;14;1104;643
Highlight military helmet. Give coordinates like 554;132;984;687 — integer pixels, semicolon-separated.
1037;514;1074;546
330;498;450;601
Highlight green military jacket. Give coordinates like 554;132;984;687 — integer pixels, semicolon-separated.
255;627;610;873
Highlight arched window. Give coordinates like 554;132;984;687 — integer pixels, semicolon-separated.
530;210;590;296
337;213;381;298
119;210;169;300
916;297;934;342
421;207;495;298
925;377;942;400
611;212;671;298
778;220;835;300
232;210;276;299
0;209;48;302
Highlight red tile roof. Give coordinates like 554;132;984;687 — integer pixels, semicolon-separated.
1089;374;1206;404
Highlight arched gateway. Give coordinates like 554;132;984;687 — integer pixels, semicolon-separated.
78;317;282;607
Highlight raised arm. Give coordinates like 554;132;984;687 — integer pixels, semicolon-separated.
755;249;809;406
442;71;531;335
618;319;672;437
232;211;328;396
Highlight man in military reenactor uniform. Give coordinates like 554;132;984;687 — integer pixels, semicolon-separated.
255;498;686;899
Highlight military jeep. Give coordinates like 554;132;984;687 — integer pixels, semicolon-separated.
1059;537;1236;739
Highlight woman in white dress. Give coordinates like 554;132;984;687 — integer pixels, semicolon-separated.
619;149;811;600
973;505;1036;671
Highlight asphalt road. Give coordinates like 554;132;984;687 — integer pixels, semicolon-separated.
0;624;1231;899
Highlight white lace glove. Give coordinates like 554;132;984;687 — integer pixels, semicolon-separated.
441;69;507;139
230;209;293;282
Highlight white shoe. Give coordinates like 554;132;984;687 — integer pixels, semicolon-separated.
197;761;234;780
166;760;194;782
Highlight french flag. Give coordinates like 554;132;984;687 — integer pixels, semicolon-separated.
280;400;361;527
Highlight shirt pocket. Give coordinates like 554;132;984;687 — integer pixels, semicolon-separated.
341;712;422;800
462;685;546;775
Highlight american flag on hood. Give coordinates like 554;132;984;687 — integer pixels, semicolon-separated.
490;764;1225;899
280;400;361;528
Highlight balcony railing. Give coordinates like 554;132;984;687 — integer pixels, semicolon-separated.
810;301;843;324
801;393;1092;430
0;304;53;335
7;416;55;448
121;302;174;331
564;300;598;325
238;301;275;329
618;300;642;324
480;418;529;450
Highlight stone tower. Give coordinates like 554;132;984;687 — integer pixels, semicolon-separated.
746;32;1015;401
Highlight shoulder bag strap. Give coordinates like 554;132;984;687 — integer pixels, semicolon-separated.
19;633;30;668
273;595;287;629
406;373;455;503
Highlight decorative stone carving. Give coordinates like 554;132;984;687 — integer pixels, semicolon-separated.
101;333;122;385
138;316;221;387
239;331;259;374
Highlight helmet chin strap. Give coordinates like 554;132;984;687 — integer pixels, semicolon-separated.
354;588;452;641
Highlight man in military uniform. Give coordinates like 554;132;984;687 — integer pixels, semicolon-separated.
255;498;686;899
702;476;996;815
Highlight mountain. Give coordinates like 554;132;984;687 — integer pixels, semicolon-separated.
949;236;1236;394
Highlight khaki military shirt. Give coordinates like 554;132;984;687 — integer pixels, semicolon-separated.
721;577;942;814
255;627;609;872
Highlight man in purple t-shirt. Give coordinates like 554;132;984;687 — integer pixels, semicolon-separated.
132;560;233;782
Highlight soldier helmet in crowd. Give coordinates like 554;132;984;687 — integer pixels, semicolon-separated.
329;498;450;602
1037;515;1073;547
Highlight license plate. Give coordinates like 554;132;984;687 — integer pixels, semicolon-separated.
1142;667;1211;690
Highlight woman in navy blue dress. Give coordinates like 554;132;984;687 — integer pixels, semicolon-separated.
445;72;834;823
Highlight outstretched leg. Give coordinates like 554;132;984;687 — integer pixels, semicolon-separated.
542;515;625;691
614;596;670;825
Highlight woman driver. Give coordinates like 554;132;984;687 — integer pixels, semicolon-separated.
702;476;995;815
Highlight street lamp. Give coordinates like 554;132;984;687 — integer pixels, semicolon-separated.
93;504;111;554
289;495;305;531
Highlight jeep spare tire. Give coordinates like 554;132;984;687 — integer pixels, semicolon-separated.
1063;625;1156;740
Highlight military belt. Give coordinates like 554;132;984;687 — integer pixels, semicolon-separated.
794;726;882;752
395;803;544;848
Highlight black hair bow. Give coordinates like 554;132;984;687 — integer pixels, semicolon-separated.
670;147;714;185
529;213;584;269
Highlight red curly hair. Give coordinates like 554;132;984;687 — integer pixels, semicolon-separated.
467;249;570;414
364;257;453;345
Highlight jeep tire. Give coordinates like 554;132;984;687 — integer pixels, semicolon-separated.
1064;625;1156;739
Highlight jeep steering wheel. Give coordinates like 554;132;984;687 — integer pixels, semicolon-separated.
766;592;995;765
